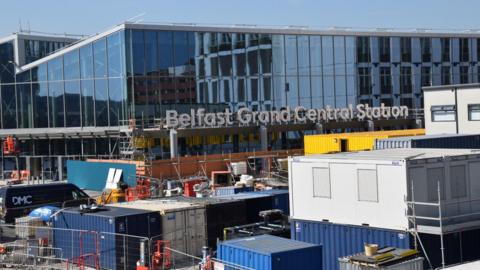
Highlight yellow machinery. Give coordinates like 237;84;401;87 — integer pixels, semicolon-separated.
96;189;126;205
304;129;425;155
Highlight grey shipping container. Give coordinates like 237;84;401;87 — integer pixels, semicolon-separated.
292;219;480;270
172;196;248;248
339;257;424;270
53;206;161;270
374;134;480;150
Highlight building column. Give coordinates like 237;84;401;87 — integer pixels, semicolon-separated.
57;156;63;181
169;129;178;158
260;126;268;151
367;120;375;131
315;123;324;134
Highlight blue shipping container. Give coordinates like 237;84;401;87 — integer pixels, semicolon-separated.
375;134;480;150
214;186;254;196
218;234;322;270
67;160;137;191
291;219;410;270
53;206;161;270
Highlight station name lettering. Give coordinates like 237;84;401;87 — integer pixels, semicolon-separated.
166;104;409;129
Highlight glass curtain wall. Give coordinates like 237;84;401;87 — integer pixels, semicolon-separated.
0;30;127;129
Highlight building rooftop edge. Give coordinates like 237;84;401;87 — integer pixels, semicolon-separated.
17;21;480;72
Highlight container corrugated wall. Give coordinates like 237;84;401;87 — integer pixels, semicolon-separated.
304;129;425;155
338;257;424;270
53;208;161;270
217;235;323;270
214;186;254;196
291;220;411;270
375;134;480;150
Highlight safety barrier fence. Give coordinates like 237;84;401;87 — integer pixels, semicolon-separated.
0;223;251;270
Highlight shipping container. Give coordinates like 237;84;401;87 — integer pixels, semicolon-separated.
218;234;322;270
291;220;411;270
304;129;425;155
53;206;161;270
375;134;480;150
113;199;206;256
215;192;278;223
213;186;254;196
289;148;480;231
157;196;248;249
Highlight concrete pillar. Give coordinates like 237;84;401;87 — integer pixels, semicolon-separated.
169;129;178;158
57;156;63;181
415;119;423;129
367;120;375;131
315;123;324;134
260;126;268;151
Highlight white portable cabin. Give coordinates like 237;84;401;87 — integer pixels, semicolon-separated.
289;148;480;233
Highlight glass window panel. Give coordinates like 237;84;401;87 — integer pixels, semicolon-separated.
48;58;65;127
223;80;231;102
64;50;81;127
322;36;334;106
401;37;412;62
247;49;258;75
358;67;371;95
174;31;189;75
235;53;246;76
400;66;412;94
109;78;124;125
272;35;286;108
134;78;147;118
379;37;390;62
108;31;125;78
144;31;158;76
260;46;272;74
263;77;272;101
334;36;346;107
346;37;356;105
16;73;33;128
442;66;451;85
158;32;174;76
420;38;432;62
468;104;480;121
80;45;95;126
237;79;245;102
356;37;370;62
32;65;49;128
421;66;432;87
380;67;392;94
310;36;323;108
442;38;450;62
131;30;145;76
285;35;298;106
219;54;232;76
95;79;108;126
250;78;258;101
93;38;107;78
460;38;469;62
298;35;311;107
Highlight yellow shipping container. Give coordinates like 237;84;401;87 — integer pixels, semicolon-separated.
304;129;425;155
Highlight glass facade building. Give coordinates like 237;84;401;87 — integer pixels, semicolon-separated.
2;23;480;157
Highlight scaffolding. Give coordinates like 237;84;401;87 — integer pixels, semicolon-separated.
405;180;480;269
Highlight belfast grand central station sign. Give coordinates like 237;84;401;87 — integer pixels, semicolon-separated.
165;104;410;129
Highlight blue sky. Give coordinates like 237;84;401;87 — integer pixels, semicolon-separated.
1;0;480;37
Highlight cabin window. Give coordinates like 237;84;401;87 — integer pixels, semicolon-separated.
427;167;446;202
450;165;467;199
357;169;378;202
313;167;331;198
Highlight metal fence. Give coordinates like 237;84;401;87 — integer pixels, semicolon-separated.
0;223;251;270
